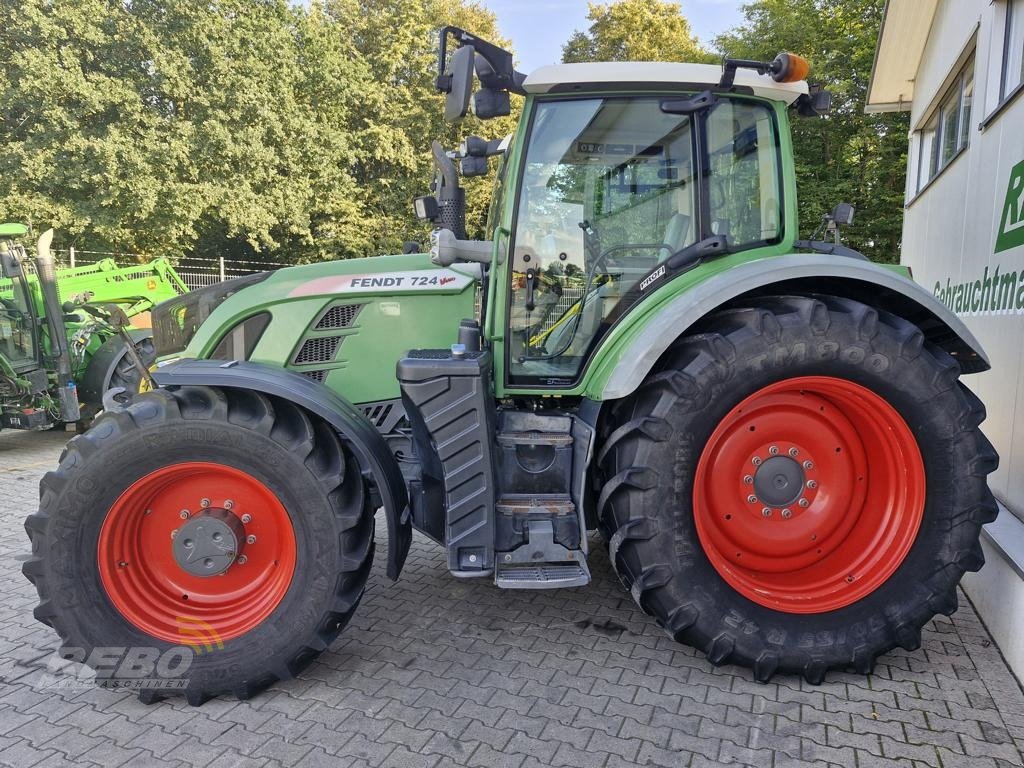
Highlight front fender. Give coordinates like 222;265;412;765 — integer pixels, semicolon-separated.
597;254;989;400
152;359;412;580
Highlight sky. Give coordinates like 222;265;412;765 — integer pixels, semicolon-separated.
482;0;747;73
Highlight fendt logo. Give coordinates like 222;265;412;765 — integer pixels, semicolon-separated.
995;158;1024;253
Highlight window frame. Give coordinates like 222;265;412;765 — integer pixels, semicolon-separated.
982;0;1024;128
909;56;975;202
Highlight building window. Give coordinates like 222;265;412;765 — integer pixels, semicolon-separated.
914;60;974;193
1004;0;1024;100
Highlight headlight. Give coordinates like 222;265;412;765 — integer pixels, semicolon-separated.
152;272;270;356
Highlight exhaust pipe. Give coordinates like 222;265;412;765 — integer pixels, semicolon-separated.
35;229;80;422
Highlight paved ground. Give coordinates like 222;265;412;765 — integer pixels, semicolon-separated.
0;429;1023;768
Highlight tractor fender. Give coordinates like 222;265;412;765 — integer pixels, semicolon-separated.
78;328;153;407
599;253;989;401
151;358;412;580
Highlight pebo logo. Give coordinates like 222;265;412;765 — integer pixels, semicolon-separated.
995;158;1024;253
40;645;194;691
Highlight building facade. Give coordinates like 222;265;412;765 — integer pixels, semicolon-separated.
868;0;1024;675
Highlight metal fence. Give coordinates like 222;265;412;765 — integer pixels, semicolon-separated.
53;247;288;292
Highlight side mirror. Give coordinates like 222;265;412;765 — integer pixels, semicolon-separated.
0;251;20;278
831;202;855;226
443;45;476;123
460;155;489;177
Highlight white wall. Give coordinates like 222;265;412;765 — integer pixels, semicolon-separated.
900;0;1024;676
902;0;1024;517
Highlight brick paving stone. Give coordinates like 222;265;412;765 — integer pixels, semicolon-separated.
0;429;1022;768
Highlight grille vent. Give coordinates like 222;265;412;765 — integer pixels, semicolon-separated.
315;303;363;330
293;336;343;364
361;402;394;428
300;369;326;382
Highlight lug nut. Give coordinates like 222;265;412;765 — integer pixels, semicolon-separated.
761;507;772;518
803;460;814;470
143;508;152;516
237;555;247;564
179;509;190;519
170;530;178;539
200;498;211;508
224;500;235;510
788;447;799;457
769;445;779;455
504;554;512;562
781;508;792;519
752;457;762;466
117;561;128;568
743;475;753;485
747;494;758;504
807;480;818;489
246;534;257;545
240;513;252;524
798;499;810;508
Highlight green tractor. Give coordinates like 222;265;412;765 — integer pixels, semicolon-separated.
0;223;187;430
24;30;997;703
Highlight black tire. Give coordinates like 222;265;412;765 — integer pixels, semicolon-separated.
106;334;157;394
23;385;374;704
596;295;998;683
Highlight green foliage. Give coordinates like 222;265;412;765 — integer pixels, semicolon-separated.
562;0;713;64
0;0;515;262
716;0;909;262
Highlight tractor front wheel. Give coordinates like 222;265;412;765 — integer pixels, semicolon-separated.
23;385;374;704
597;295;998;683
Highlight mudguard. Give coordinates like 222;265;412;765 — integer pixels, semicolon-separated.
599;253;990;400
78;328;153;408
152;358;412;580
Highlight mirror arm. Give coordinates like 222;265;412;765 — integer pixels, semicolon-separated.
431;228;493;267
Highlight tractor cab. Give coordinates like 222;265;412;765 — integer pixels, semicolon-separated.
420;29;826;394
0;223;42;374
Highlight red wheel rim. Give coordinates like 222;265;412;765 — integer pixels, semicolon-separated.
98;462;296;644
693;376;925;614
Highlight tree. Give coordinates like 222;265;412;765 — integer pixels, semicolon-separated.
715;0;908;262
0;0;518;262
562;0;712;64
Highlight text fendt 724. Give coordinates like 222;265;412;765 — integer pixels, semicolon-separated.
23;29;998;704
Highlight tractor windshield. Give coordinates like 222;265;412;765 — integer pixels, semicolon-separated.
0;266;38;369
507;95;782;385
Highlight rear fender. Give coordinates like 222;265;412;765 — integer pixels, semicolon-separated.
152;359;412;580
598;254;989;400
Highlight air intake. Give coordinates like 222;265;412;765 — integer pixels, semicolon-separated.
315;304;363;330
293;336;343;364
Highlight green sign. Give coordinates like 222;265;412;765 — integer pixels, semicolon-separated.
996;158;1024;253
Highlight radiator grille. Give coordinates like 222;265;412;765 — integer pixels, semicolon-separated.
315;303;363;330
300;370;327;382
293;336;342;364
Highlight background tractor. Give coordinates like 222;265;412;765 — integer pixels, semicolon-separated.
23;29;997;704
0;223;187;429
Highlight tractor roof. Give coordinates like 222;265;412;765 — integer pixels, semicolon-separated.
523;62;808;104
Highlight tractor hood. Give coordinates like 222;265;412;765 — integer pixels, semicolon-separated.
276;252;480;298
154;251;481;405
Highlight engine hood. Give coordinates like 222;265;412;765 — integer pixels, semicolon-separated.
268;252;480;299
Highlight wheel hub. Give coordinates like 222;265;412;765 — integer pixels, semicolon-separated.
171;508;244;577
753;455;805;507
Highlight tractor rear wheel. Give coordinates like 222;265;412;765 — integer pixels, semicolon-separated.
23;385;374;704
597;295;998;683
